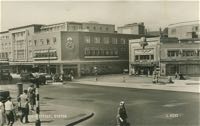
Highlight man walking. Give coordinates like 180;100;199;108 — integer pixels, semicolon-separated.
116;101;129;126
4;97;15;126
19;90;29;123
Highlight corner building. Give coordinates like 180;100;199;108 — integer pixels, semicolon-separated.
32;31;147;77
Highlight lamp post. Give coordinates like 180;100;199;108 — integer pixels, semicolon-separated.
48;47;51;74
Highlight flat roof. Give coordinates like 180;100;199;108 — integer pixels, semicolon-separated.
9;24;44;31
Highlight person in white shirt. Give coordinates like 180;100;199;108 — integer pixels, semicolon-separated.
19;90;29;123
4;97;15;126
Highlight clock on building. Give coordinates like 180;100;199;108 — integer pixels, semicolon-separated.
65;37;74;49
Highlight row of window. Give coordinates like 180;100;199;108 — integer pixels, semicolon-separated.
85;26;111;31
84;36;127;44
135;55;154;61
34;52;57;58
41;25;65;32
167;50;200;57
33;37;56;46
0;52;8;59
0;35;9;40
84;49;119;56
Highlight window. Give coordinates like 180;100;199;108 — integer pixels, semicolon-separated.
151;55;154;60
106;27;109;31
167;50;179;57
120;38;126;44
103;37;109;44
53;37;56;44
34;40;37;46
87;26;90;29
135;55;139;61
197;50;200;56
40;39;44;45
46;39;50;45
94;37;100;44
111;38;117;44
93;27;96;30
171;29;176;34
29;40;32;46
182;50;196;57
114;50;118;56
100;27;102;30
84;36;90;44
140;55;150;60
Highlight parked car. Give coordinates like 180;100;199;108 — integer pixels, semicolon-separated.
20;72;35;82
0;90;10;103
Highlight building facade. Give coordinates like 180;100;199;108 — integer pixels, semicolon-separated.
168;20;200;40
1;21;155;77
118;22;145;35
32;31;146;77
129;37;160;76
0;31;11;63
160;39;200;76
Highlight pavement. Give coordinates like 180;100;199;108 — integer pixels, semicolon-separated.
72;74;200;93
0;84;93;126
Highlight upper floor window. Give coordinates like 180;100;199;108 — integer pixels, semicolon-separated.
93;27;96;30
34;40;37;46
106;27;109;31
167;50;179;57
84;36;90;44
53;37;56;44
111;38;117;44
46;38;50;45
103;37;109;44
197;50;200;56
94;37;100;44
171;29;176;34
182;50;196;57
40;39;44;45
120;38;126;44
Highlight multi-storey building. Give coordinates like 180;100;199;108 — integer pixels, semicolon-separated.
1;21;154;76
160;39;200;76
40;21;115;33
0;31;11;62
168;20;200;40
129;37;160;75
118;22;145;35
129;36;200;76
32;31;147;77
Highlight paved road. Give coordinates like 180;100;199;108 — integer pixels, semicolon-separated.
38;83;200;126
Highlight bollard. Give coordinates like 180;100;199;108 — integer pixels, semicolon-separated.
17;83;23;96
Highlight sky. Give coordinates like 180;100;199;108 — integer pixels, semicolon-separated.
0;1;199;32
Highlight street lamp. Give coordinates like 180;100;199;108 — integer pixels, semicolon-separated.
48;47;51;74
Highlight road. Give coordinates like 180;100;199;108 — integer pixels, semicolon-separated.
38;83;200;126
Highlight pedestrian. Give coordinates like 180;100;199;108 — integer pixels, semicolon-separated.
116;101;128;126
28;85;36;111
175;72;178;79
4;97;15;126
19;90;29;123
0;99;6;126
